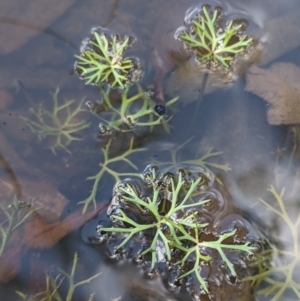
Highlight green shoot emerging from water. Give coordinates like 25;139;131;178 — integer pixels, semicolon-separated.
76;30;141;89
79;138;146;214
179;6;253;67
21;88;90;155
16;252;101;301
90;87;178;135
100;169;255;292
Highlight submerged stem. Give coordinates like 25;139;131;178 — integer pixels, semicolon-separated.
189;61;211;129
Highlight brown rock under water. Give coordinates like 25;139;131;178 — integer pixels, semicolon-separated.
0;0;76;54
245;63;300;125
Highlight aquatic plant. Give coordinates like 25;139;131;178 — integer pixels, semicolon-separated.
245;186;300;301
16;252;101;301
100;168;256;293
78;138;146;214
79;137;227;214
89;87;178;135
21;88;90;155
0;196;35;258
178;6;253;67
75;30;141;89
151;137;231;184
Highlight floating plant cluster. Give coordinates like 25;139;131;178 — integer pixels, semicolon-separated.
177;5;254;68
72;6;258;138
20;5;259;153
75;28;177;136
11;4;269;301
96;165;257;296
75;30;141;89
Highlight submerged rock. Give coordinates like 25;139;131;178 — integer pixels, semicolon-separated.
0;0;75;54
246;63;300;125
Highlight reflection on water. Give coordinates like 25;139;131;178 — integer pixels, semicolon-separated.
0;0;300;300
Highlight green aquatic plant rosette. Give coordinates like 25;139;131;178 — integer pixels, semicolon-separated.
179;6;253;67
76;30;141;89
100;168;256;293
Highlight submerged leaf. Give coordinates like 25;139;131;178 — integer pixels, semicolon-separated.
245;63;300;125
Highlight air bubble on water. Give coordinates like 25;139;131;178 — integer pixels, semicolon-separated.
123;116;136;130
114;178;142;199
142;164;159;184
98;122;111;135
85;100;93;109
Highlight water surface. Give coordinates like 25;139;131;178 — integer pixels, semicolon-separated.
0;0;300;300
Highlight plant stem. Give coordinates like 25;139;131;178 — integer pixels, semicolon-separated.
189;61;211;130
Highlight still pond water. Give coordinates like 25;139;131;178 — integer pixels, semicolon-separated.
0;0;300;300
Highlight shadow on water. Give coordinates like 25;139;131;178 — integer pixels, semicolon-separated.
0;0;300;300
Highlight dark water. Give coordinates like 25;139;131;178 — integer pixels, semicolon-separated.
0;0;300;300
